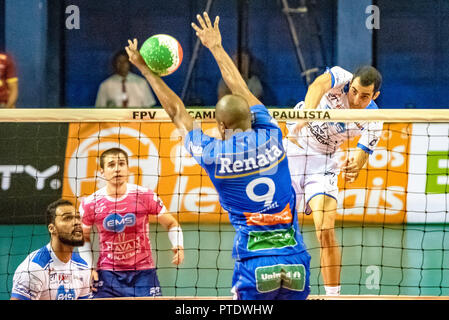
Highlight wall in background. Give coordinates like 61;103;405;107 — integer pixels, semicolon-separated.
61;0;335;108
3;0;448;108
375;1;449;108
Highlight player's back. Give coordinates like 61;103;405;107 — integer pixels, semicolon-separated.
185;104;307;260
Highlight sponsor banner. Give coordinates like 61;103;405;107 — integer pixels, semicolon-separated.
247;227;298;251
58;121;445;224
62;122;223;223
333;123;411;224
255;264;306;293
406;123;449;223
0;123;68;224
1;120;445;225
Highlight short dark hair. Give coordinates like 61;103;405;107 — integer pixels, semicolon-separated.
46;199;74;226
111;49;129;72
352;65;382;93
100;148;129;169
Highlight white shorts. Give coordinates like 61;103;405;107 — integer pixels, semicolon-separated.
283;138;340;215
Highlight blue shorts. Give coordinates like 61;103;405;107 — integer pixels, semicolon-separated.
93;269;162;298
232;252;311;300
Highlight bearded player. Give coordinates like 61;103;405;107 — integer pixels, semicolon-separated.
11;199;91;300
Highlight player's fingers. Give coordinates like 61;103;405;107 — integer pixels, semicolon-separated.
214;16;220;30
203;12;212;28
196;14;207;29
345;172;357;181
176;254;184;265
179;252;185;264
128;39;135;50
191;22;201;33
172;253;180;265
126;41;133;51
342;167;356;175
341;161;351;169
292;123;301;135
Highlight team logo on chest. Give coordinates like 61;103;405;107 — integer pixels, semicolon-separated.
56;286;76;300
103;213;136;232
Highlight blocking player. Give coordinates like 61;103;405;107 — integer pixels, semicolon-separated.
80;147;184;298
285;65;383;295
125;12;311;300
11;199;91;300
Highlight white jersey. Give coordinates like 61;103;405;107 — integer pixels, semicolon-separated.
287;66;383;155
11;243;91;300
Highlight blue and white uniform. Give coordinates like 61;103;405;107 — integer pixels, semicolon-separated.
11;243;91;300
284;66;383;214
185;104;310;300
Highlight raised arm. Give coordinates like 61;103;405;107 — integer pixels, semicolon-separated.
192;12;262;107
125;39;193;134
289;70;332;136
303;73;332;110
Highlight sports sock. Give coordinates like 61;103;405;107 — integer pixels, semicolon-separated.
324;285;341;296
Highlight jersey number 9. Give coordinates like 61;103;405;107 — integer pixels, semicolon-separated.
246;177;275;207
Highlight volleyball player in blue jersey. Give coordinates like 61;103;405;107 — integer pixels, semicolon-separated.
126;12;310;300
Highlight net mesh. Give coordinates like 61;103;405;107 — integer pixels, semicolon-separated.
0;108;448;299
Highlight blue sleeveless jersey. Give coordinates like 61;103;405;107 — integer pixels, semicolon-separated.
185;105;307;260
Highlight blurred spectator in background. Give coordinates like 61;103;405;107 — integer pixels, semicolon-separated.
0;52;19;108
95;49;156;108
217;50;263;101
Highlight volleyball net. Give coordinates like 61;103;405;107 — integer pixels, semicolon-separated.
0;108;448;299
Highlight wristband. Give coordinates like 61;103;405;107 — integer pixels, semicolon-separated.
168;226;184;248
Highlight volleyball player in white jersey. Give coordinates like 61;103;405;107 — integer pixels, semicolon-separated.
11;199;91;300
284;65;383;295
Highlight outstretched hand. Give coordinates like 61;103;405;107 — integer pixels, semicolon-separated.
341;156;359;183
289;121;307;137
172;246;184;265
191;12;221;50
125;38;148;72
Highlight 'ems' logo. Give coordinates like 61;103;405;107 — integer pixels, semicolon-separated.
103;213;136;232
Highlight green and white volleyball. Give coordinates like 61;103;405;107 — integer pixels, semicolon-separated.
140;34;183;77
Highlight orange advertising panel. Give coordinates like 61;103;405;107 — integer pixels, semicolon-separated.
334;123;411;223
62;122;226;223
62;122;411;224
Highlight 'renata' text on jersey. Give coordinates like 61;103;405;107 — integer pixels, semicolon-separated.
80;183;166;271
185;104;307;260
11;244;91;300
287;66;383;155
